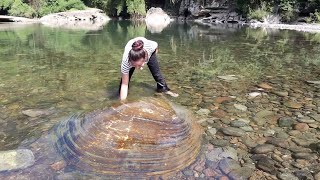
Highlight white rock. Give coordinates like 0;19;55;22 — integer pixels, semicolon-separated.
145;7;172;33
0;149;35;172
248;92;261;98
234;104;248;111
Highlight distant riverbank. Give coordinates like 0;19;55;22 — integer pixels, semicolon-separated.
2;11;320;33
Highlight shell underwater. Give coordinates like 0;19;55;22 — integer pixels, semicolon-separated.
1;97;203;179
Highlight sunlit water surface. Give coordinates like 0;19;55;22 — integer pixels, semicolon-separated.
0;21;319;151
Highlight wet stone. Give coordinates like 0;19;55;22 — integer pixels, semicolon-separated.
277;173;299;180
284;101;303;109
203;168;217;177
309;114;320;122
240;126;254;132
230;120;247;127
275;131;289;139
256;158;277;175
293;153;318;160
297;118;315;123
278;117;294;127
272;91;289;97
228;166;255;180
242;138;258;148
207;128;217;136
196;108;211;116
263;129;275;137
0;149;35;172
314;171;320;180
234;104;248;111
252;144;276;154
292;138;312;147
267;138;290;148
293;170;314;180
221;127;245;137
294;123;309;131
218;158;241;174
209;139;229;147
257;83;273;90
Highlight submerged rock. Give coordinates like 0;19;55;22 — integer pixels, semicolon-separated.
0;149;35;172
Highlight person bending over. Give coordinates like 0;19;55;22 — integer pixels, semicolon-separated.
119;37;178;100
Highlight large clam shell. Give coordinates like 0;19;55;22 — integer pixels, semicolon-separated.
53;97;202;177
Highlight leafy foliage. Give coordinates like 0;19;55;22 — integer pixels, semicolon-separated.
0;0;85;18
248;2;271;21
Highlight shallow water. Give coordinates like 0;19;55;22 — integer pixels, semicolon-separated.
0;20;319;152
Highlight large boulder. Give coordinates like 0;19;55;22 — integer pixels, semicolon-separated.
145;7;172;33
40;8;110;30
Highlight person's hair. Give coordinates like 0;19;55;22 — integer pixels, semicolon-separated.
129;40;146;62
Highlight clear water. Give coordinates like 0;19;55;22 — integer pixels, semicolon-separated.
0;21;319;150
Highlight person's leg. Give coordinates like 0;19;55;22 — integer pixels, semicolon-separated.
118;67;135;94
147;52;170;92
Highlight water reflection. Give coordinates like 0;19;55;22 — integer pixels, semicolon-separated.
0;21;319;151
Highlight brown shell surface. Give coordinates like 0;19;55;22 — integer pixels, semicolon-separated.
53;97;202;177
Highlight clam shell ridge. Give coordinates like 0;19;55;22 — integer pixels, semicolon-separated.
53;97;202;177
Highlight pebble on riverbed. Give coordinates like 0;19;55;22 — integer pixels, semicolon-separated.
0;149;35;172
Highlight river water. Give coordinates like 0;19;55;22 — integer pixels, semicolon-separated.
0;20;319;153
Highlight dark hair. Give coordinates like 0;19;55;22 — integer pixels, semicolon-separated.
129;40;146;62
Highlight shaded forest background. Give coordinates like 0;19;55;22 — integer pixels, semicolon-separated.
0;0;320;22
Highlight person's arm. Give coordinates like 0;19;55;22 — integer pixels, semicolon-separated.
120;73;129;101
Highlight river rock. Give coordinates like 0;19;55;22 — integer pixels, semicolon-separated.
196;108;210;116
257;82;273;89
145;7;172;33
306;81;320;85
234;104;248;111
267;138;290;148
277;173;299;180
293;153;317;160
252;144;276;154
284;101;303;109
22;108;54;117
0;149;35;172
228;166;255;180
214;97;233;104
240;126;254;132
272;91;289;97
221;127;245;137
314;171;320;180
253;110;274;125
297;118;315;123
278;117;294;127
219;158;241;174
230;120;247;127
294;170;314;180
207;128;217;136
203;168;217;177
40;8;110;30
256;158;276;174
209;139;229;147
294;123;309;131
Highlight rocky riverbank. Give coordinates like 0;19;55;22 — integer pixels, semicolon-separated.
0;8;110;30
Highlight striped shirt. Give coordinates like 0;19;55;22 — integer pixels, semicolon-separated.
120;37;158;74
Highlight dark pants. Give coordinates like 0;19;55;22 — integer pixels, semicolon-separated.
119;52;170;94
